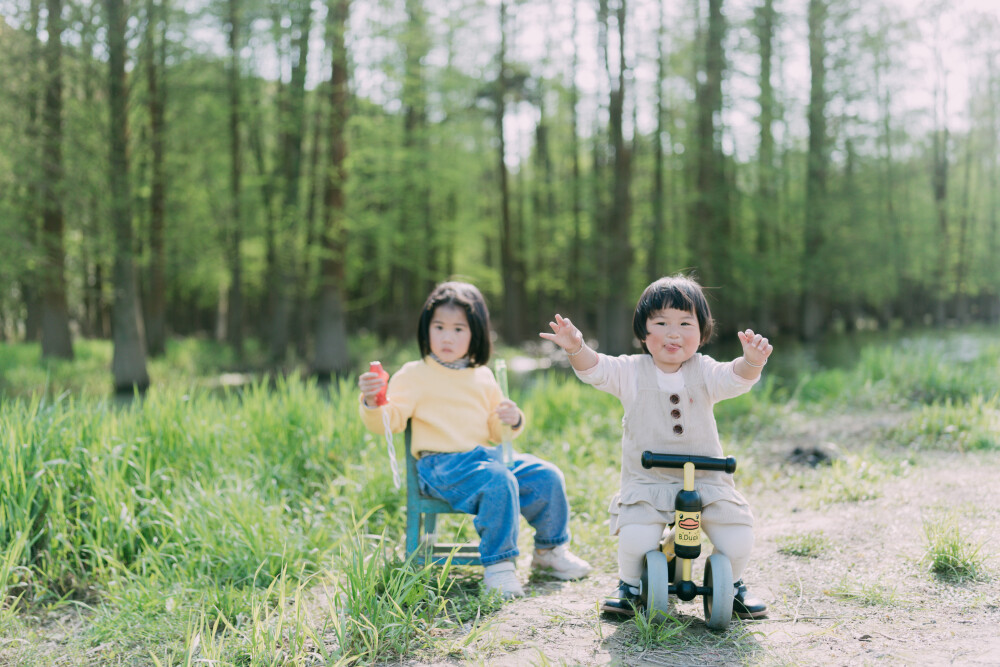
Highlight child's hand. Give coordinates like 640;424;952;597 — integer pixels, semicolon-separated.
540;314;584;353
358;371;386;408
737;329;773;368
496;399;521;427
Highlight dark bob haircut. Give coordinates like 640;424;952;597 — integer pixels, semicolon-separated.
633;275;715;352
417;281;492;367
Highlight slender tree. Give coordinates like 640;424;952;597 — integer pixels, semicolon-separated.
690;0;730;328
225;0;244;357
569;0;583;318
929;18;951;324
40;0;73;359
754;0;777;332
802;0;829;340
268;0;311;364
294;86;326;359
496;0;523;341
144;0;167;357
21;0;43;342
648;0;668;281
987;46;1000;322
872;4;904;326
106;0;150;393
402;0;433;295
604;0;633;355
313;0;351;378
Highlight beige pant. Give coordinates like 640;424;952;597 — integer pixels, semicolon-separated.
617;520;754;587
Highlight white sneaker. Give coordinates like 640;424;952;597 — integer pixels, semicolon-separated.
531;544;592;580
483;561;525;599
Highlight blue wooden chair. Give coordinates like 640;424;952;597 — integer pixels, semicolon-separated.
404;421;481;565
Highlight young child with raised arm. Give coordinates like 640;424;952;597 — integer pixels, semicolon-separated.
540;274;771;618
359;281;591;598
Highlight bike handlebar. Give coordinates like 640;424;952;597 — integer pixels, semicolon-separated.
640;451;737;474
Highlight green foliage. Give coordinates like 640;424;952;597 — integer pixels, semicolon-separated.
888;396;1000;452
629;609;690;648
922;515;988;582
827;577;901;607
1;326;998;659
330;530;495;663
805;451;904;506
853;332;1000;406
792;368;851;405
776;532;831;559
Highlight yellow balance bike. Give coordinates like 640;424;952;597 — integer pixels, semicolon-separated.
639;451;737;631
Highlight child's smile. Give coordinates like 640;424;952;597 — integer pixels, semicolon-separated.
643;307;700;373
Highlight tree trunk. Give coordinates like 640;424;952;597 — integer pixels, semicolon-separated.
569;0;583;319
106;0;150;394
648;0;667;281
403;0;434;297
802;0;829;341
39;0;73;359
754;0;776;333
953;121;974;324
930;31;950;325
225;0;244;358
281;0;312;358
604;0;633;355
21;0;43;343
497;0;522;342
295;87;325;360
690;0;730;329
313;0;351;379
988;53;1000;323
874;11;902;327
145;0;167;357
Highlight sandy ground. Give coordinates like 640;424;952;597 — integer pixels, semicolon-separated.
390;415;1000;666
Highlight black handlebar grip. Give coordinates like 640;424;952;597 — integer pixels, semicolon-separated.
640;451;737;474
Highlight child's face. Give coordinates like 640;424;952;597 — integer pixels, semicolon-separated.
429;304;472;364
643;307;700;373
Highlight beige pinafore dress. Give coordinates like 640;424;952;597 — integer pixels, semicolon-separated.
608;354;754;535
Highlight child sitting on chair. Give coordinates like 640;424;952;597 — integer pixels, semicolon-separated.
359;281;591;598
541;274;771;619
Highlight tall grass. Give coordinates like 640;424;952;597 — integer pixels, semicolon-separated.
0;368;582;661
0;379;382;601
1;327;997;660
922;514;988;582
887;395;1000;451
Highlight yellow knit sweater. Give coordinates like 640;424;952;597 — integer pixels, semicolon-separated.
359;356;525;457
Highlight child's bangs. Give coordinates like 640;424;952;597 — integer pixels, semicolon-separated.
649;286;696;315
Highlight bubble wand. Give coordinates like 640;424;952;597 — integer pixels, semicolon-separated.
495;359;515;468
369;361;401;489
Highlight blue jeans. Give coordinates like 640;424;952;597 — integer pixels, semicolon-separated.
415;445;571;565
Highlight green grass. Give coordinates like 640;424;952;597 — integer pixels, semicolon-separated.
776;531;831;559
827;577;902;607
887;395;1000;452
922;514;988;582
629;609;690;648
800;450;900;506
1;327;998;661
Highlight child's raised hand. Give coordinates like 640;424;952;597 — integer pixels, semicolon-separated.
358;371;386;407
540;314;584;353
737;329;773;368
495;399;521;427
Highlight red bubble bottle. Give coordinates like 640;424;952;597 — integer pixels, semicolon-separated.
369;361;389;406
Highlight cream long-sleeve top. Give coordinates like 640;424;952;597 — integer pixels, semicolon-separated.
576;352;758;531
359;356;525;457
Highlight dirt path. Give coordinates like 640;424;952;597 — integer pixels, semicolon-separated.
397;431;1000;666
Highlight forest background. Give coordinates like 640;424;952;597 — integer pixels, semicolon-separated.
1;0;999;391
